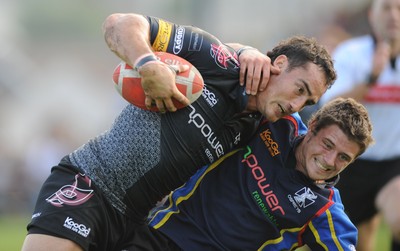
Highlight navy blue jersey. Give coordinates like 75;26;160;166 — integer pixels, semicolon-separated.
148;113;358;250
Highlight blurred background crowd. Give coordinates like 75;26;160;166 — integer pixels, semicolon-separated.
1;0;371;242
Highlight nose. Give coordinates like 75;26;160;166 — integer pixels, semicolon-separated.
323;151;336;167
289;98;306;113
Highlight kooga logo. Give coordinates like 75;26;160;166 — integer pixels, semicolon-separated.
63;217;91;237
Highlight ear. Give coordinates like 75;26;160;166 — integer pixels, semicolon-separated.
273;55;288;70
307;119;317;132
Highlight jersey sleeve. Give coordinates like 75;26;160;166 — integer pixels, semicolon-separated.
261;113;307;138
287;112;308;135
145;16;240;82
301;188;357;251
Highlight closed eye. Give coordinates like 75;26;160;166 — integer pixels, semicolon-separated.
323;140;333;150
305;99;316;106
339;154;351;162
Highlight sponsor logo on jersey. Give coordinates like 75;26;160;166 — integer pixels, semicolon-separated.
201;86;218;107
187;105;224;161
252;191;279;226
46;174;94;207
173;26;185;54
63;217;91;237
153;19;172;52
188;31;203;51
32;212;41;219
233;132;241;146
243;147;285;216
287;187;317;213
210;43;238;70
259;129;280;156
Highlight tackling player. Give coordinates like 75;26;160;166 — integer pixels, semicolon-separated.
140;98;373;250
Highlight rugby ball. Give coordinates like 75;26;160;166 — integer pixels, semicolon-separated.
113;52;204;111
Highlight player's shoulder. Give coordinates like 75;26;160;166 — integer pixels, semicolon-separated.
258;113;307;151
259;113;307;136
272;113;307;136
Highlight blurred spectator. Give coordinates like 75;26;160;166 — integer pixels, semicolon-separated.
299;23;351;123
317;24;351;55
299;4;371;123
320;0;400;250
23;120;76;210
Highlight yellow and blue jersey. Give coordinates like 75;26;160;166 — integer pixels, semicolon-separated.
148;113;357;250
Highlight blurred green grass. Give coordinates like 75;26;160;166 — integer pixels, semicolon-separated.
375;220;391;251
0;215;30;251
0;214;392;250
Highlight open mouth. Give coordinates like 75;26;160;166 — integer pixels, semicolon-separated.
316;159;330;172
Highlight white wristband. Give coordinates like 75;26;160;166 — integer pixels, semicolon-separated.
134;53;158;71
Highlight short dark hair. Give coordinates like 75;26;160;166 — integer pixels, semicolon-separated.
267;35;336;90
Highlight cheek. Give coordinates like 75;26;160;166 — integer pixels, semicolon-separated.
305;144;322;162
267;79;286;98
260;90;272;104
336;162;349;172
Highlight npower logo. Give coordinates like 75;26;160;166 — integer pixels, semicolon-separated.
242;147;285;216
187;105;223;160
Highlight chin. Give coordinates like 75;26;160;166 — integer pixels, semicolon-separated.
269;117;278;123
269;112;280;122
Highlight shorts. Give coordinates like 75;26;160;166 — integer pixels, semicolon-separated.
336;157;400;225
26;156;177;251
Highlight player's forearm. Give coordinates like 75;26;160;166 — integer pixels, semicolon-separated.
341;83;373;102
325;79;374;103
103;13;154;66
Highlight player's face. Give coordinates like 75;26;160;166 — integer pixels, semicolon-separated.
370;0;400;42
256;56;327;122
295;124;360;182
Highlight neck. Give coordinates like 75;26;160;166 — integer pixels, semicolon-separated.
294;136;307;175
245;95;257;112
